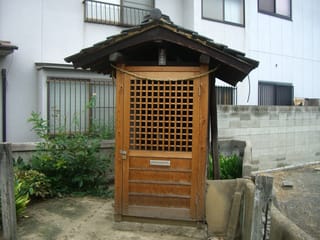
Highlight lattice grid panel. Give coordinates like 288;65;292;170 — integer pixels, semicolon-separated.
129;79;194;152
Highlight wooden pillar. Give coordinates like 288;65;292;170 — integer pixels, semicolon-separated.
209;76;220;179
114;64;125;221
0;143;17;240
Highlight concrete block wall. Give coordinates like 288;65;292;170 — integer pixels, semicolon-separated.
217;106;320;172
11;140;114;159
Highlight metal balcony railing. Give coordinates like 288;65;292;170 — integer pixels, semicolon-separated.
83;0;151;27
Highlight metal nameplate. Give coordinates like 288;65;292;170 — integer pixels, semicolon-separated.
150;160;171;167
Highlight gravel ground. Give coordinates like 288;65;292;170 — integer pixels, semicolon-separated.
271;164;320;239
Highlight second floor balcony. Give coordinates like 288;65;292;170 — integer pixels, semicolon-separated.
83;0;152;27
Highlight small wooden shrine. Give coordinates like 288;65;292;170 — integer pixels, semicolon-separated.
65;9;258;222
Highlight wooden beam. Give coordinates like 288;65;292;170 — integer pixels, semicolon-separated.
0;143;17;240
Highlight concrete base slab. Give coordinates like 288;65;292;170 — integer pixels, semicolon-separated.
113;221;207;239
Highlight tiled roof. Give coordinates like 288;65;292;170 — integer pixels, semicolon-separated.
65;9;258;85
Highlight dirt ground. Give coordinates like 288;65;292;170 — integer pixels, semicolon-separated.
13;164;319;239
16;196;203;240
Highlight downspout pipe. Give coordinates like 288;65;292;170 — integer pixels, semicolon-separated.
1;68;7;142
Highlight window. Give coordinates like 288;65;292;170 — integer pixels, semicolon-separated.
47;77;115;136
202;0;245;26
216;86;237;105
258;81;293;106
84;0;154;26
258;0;291;19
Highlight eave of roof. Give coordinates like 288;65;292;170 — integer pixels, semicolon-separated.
65;10;258;86
0;41;18;57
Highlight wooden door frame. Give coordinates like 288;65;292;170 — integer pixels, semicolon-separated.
114;65;209;221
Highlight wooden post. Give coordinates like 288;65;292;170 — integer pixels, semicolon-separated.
209;77;220;179
250;175;273;240
0;143;17;240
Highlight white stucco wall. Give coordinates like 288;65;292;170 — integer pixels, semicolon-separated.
192;0;320;105
0;0;179;141
155;0;183;26
0;0;126;141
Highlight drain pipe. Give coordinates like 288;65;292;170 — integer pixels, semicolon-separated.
1;68;7;142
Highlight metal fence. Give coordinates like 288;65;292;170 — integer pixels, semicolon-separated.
47;77;115;138
216;86;237;105
83;0;151;26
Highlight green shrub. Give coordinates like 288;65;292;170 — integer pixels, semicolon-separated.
15;169;52;199
89;119;115;140
219;154;242;179
14;180;31;216
207;153;214;180
207;154;242;180
28;112;111;196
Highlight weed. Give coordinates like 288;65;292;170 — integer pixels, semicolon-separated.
208;154;242;179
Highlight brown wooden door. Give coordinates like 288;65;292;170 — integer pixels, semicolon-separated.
115;66;208;221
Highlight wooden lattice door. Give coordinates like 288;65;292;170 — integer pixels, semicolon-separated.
115;66;208;221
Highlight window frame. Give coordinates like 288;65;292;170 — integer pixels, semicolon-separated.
201;0;245;27
257;0;292;20
36;63;115;136
47;77;115;135
258;81;294;106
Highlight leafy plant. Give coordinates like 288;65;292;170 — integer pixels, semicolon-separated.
207;153;214;180
219;154;242;179
28;112;111;196
207;154;242;180
14;180;31;216
15;169;52;199
0;180;30;227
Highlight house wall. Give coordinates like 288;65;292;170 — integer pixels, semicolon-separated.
192;0;320;105
0;0;181;142
181;0;194;30
155;0;183;26
218;105;320;172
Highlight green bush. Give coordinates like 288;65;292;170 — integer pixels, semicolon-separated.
28;112;111;196
15;169;52;199
207;153;214;180
89;119;115;140
14;180;31;216
219;154;242;179
207;154;242;180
